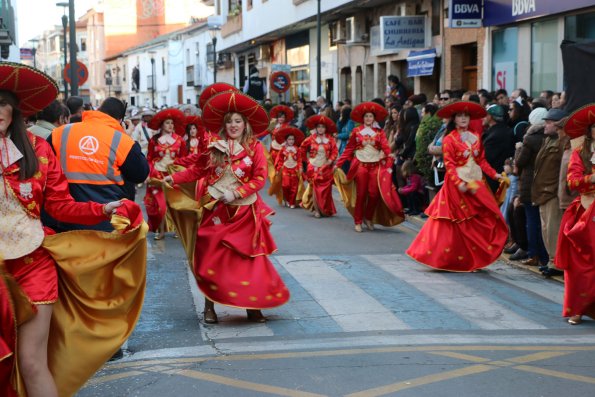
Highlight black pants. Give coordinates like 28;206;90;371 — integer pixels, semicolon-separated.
508;203;528;251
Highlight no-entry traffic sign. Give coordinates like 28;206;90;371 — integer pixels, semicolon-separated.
63;61;89;86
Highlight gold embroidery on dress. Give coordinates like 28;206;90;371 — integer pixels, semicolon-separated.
355;144;382;163
208;167;256;205
309;145;327;167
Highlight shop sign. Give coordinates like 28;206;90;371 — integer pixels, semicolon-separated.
407;49;437;77
493;62;516;94
380;16;427;51
449;0;483;28
484;0;595;26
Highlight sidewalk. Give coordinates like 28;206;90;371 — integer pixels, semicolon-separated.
405;214;564;283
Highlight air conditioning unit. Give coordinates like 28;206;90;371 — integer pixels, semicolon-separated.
255;45;270;61
330;20;346;44
345;15;368;45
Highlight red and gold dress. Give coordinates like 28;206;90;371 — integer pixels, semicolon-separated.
300;134;338;216
406;129;507;271
0;133;108;395
144;133;187;231
335;125;404;226
268;122;290;175
171;138;289;309
555;148;595;319
274;144;302;207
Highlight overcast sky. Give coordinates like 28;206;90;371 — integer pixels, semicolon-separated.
16;0;97;46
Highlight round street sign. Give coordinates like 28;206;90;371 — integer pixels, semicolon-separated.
63;61;89;86
270;71;291;94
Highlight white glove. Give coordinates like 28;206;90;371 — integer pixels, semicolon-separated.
222;190;236;204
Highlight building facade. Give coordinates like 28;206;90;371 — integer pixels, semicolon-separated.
481;0;595;97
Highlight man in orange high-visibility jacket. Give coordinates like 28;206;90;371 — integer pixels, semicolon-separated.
47;97;149;231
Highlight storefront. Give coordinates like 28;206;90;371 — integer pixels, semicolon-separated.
484;0;595;96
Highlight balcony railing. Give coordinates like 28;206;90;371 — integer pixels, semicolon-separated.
221;14;242;38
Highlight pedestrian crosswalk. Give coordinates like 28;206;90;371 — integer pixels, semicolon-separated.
196;254;567;341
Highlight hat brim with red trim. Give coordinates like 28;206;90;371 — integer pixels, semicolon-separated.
564;104;595;139
270;105;295;121
148;108;186;136
0;62;59;117
185;115;204;129
305;115;337;134
275;126;305;146
351;102;389;124
199;83;238;109
202;91;270;137
436;101;487;120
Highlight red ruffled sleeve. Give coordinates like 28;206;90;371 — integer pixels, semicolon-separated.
235;142;267;198
567;149;595;194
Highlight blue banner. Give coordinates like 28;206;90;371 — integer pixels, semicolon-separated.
380;16;427;51
407;49;436;77
484;0;595;26
449;0;483;28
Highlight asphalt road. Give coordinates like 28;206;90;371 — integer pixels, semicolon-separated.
77;187;595;397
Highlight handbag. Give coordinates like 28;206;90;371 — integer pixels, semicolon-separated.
432;159;445;186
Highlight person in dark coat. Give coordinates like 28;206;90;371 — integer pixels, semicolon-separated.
513;108;549;267
482;104;514;193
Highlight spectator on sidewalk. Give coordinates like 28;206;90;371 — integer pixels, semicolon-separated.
399;160;425;216
534;108;568;277
28;100;68;139
482;104;514;193
66;96;84;122
243;66;267;102
513;107;549;268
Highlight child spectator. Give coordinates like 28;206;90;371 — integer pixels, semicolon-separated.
398;160;425;216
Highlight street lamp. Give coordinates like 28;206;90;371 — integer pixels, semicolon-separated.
30;38;39;68
207;15;223;84
149;51;156;108
57;2;69;99
209;29;218;83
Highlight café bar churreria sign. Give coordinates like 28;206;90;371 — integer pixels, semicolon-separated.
484;0;594;26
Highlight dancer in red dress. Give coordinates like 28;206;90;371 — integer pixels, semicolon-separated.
184;115;206;155
406;101;507;271
335;101;404;232
273;127;305;208
554;104;595;325
0;63;124;397
144;108;187;239
268;105;294;165
165;91;289;324
300;115;338;218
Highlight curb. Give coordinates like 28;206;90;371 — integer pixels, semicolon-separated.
406;214;564;283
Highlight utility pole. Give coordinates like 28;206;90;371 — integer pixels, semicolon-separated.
316;0;321;97
68;0;78;95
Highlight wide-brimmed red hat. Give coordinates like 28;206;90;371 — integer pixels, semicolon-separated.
305;115;337;134
275;126;305;146
436;101;486;120
351;102;389;124
270;105;295;121
0;62;59;117
148;108;186;136
202;91;270;137
564;104;595;139
198;83;238;109
185;115;204;129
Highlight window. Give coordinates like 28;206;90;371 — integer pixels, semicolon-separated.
491;27;518;93
531;19;558;97
162;57;166;75
81;38;86;52
565;12;595;43
228;0;241;16
206;43;214;64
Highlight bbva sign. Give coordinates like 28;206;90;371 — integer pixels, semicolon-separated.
512;0;536;16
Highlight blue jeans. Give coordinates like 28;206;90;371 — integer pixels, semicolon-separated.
523;202;549;264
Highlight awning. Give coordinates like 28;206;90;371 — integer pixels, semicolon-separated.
407;49;437;77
